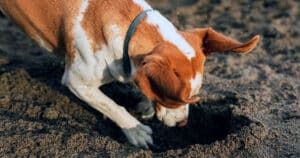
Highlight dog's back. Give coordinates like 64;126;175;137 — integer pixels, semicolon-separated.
0;0;71;51
0;0;146;54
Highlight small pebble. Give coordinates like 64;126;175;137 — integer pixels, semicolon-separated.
43;108;60;120
0;57;10;65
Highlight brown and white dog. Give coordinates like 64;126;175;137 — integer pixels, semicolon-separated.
0;0;259;148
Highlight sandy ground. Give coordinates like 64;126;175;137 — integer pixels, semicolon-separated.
0;0;299;157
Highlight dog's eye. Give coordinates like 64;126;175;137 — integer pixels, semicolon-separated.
174;71;180;77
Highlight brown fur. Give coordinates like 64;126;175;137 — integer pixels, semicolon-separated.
135;43;196;108
0;0;260;114
135;28;260;110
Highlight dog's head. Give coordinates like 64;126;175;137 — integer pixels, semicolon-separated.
134;28;260;127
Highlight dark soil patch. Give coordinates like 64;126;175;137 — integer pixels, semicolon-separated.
101;84;252;152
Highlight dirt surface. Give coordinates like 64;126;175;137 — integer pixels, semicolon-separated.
0;0;299;157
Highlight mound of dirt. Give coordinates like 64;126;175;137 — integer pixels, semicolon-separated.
0;0;299;157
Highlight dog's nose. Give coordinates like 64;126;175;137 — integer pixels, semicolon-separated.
177;117;188;127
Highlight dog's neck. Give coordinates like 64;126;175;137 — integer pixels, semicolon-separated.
125;10;192;70
127;11;164;66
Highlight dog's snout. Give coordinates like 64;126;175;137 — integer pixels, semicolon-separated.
177;117;188;127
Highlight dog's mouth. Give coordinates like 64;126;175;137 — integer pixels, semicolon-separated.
155;94;201;109
155;102;190;127
186;94;201;104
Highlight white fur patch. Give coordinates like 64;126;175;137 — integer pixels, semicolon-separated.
73;0;93;63
133;0;195;59
68;0;96;85
35;35;52;52
156;106;167;121
190;73;202;96
107;25;123;59
109;24;121;38
156;105;189;127
185;104;189;117
146;11;195;60
133;0;152;10
101;24;133;82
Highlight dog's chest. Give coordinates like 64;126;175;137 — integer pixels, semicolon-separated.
65;0;198;86
70;24;128;86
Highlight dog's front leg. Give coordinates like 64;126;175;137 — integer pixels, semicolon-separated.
62;72;153;149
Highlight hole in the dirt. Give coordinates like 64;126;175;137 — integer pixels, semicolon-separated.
100;82;142;112
101;83;252;152
145;91;252;152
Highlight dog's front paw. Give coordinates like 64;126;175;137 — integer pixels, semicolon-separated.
122;124;153;149
136;99;155;120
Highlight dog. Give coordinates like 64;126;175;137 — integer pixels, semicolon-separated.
0;0;259;148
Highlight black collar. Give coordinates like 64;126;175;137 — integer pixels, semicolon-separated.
123;9;154;77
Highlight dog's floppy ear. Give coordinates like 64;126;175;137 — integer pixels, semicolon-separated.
134;54;197;108
192;28;260;55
